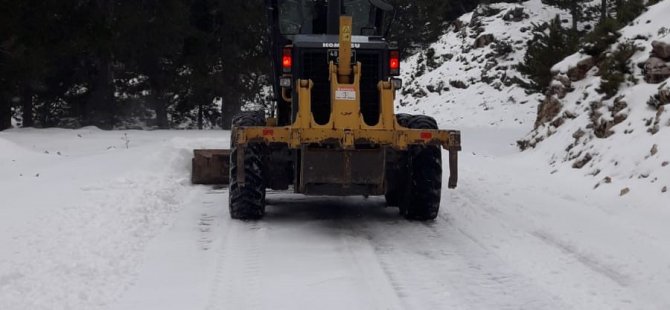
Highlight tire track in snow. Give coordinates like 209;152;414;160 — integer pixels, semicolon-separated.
260;195;405;310
447;172;654;309
203;190;233;310
198;190;224;251
530;231;631;287
206;211;267;310
348;201;562;310
337;218;405;310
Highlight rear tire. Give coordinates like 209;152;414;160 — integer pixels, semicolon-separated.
229;111;267;220
384;179;403;206
400;115;442;221
384;113;412;206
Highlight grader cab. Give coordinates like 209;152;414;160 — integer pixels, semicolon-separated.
192;0;461;220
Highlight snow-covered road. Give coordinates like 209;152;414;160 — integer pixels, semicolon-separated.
1;128;669;310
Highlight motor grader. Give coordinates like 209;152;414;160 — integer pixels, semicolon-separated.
192;0;461;220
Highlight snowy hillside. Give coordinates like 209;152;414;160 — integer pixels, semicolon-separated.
398;0;669;197
521;0;670;196
397;0;572;128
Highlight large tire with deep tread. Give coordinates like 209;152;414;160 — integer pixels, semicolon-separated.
395;113;413;128
400;115;442;220
229;111;267;220
384;113;412;206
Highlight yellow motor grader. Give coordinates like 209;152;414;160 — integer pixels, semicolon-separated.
192;0;461;220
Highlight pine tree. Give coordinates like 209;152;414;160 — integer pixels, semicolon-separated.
0;0;17;130
116;0;191;128
183;0;268;129
541;0;586;31
387;0;479;55
615;0;645;25
517;16;579;93
1;0;478;129
2;0;74;128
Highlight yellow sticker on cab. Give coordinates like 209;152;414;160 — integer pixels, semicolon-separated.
335;86;356;101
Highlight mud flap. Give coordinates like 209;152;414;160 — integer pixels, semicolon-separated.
448;149;458;189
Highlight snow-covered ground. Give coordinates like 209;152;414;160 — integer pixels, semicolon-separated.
0;129;226;309
2;127;670;310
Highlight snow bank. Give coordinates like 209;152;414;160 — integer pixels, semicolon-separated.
0;138;36;159
0;129;227;310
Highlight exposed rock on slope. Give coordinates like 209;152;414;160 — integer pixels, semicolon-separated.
520;0;670;195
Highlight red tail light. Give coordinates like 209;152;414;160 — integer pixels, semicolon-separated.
420;132;433;140
282;47;292;73
389;50;400;76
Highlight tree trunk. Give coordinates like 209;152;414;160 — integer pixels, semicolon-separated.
86;56;115;129
0;96;11;130
149;79;169;129
86;0;116;129
221;95;240;130
74;96;87;127
21;87;34;127
571;1;578;31
37;100;50;127
601;0;607;21
197;103;203;130
155;102;168;129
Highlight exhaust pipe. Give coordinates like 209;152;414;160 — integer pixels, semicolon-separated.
327;0;341;34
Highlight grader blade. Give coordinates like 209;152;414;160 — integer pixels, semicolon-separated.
191;149;230;184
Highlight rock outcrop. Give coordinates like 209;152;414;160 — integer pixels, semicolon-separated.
644;57;670;83
567;56;595;81
651;40;670;60
644;41;670;83
474;34;495;48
